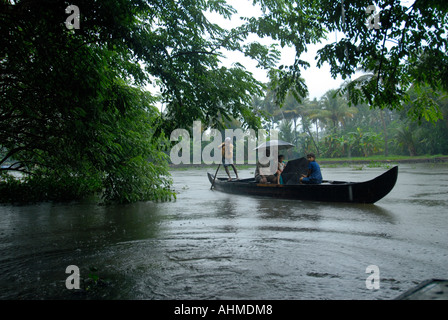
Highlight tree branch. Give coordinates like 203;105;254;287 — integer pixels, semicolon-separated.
171;50;219;58
0;146;28;166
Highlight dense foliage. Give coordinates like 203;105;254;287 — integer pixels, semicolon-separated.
266;0;448;123
1;0;447;203
0;0;280;202
255;85;448;159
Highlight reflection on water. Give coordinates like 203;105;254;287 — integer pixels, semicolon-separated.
0;164;447;299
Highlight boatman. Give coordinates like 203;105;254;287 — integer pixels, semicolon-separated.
218;137;239;181
300;153;323;184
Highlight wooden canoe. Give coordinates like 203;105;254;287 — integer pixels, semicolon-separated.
208;166;398;204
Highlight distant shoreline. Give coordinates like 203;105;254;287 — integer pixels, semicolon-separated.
169;156;448;169
319;156;448;165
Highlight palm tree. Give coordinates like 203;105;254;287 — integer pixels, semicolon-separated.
319;89;358;133
394;124;418;156
274;94;326;155
273;93;302;143
259;87;281;132
305;98;325;147
340;73;392;156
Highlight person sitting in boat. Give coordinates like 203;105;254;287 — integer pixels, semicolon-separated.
218;137;239;181
275;154;285;184
255;149;277;184
300;153;322;184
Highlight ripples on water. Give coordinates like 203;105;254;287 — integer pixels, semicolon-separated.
0;164;447;299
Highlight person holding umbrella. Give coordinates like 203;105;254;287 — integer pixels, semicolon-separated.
254;140;293;184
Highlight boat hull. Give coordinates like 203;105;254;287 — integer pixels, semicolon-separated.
208;166;398;204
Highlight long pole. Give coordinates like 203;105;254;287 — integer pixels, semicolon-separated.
211;164;221;190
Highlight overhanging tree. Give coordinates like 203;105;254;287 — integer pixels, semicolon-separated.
238;0;447;122
0;0;283;203
1;0;447;203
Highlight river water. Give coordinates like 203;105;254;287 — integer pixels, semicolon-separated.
0;163;447;300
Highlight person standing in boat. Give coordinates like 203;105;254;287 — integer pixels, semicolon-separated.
300;153;322;184
218;137;239;181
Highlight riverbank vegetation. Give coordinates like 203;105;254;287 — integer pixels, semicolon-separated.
251;86;448;161
1;0;447;203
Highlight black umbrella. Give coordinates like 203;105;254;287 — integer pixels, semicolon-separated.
281;157;309;185
254;139;294;150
